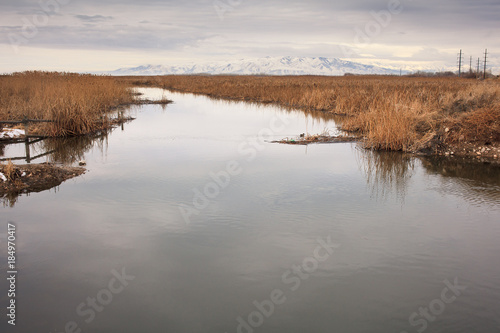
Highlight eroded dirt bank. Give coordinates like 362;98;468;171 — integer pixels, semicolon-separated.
1;163;85;203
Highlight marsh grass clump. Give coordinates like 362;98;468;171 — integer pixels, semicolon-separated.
1;160;16;181
0;71;135;137
444;105;500;144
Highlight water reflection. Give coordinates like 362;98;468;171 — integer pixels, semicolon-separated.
2;89;500;333
0;138;54;164
357;149;415;202
420;156;500;208
163;88;344;137
356;148;500;209
41;132;109;164
0;125;122;206
214;98;345;133
2;189;21;207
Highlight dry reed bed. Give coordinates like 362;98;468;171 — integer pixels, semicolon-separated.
129;75;500;152
0;71;135;136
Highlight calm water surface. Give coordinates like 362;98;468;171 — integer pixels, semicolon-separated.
1;88;500;333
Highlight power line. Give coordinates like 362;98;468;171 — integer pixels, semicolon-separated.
457;49;463;77
483;49;488;80
477;57;481;79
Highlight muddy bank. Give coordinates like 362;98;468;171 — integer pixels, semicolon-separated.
273;134;358;145
423;141;500;160
415;127;500;163
1;163;85;202
275;132;500;165
128;98;173;105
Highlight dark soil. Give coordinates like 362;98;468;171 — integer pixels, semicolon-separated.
415;127;500;164
273;135;358;145
128;99;173;105
1;163;85;198
276;132;500;165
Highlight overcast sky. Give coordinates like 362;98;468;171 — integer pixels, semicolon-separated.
0;0;498;73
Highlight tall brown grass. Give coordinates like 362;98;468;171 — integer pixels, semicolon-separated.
1;160;16;181
127;75;500;152
0;71;135;136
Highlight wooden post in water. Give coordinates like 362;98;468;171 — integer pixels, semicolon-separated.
23;117;29;142
120;111;124;131
23;117;30;163
23;117;31;163
25;141;31;163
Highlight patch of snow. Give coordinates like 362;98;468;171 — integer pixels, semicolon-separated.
0;128;25;139
0;172;7;182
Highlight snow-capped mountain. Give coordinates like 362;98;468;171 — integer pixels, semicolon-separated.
108;56;405;76
346;59;457;74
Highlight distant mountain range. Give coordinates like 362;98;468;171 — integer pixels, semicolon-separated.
108;56;411;76
107;56;480;76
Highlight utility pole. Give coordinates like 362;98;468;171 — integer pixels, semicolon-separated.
457;49;463;77
477;58;481;79
483;49;488;80
469;56;472;75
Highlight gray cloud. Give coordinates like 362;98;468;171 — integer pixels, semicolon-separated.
0;0;498;72
75;15;114;22
3;23;210;51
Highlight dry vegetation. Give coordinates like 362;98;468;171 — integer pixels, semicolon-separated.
0;71;136;137
128;75;500;153
2;72;498;155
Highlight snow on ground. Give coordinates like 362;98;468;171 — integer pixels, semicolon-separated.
0;128;25;139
